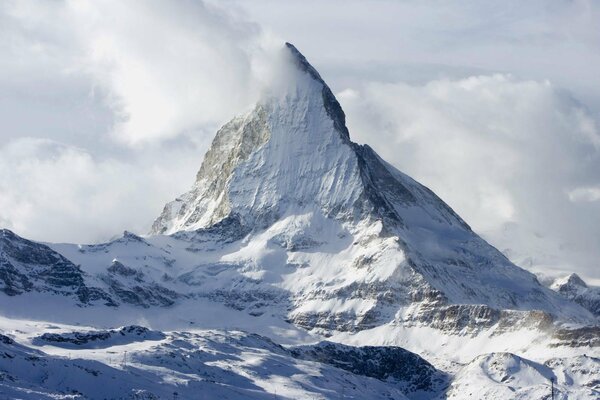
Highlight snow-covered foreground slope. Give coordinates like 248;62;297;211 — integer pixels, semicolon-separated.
1;43;599;398
447;352;599;400
1;314;598;399
0;319;417;399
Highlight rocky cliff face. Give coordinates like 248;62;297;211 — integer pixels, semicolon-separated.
0;229;113;305
550;274;600;318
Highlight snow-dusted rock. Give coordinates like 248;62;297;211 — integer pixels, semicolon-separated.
291;341;449;397
550;274;600;317
33;325;166;349
0;229;114;306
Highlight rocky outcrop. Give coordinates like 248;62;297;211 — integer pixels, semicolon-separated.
33;325;166;348
291;341;449;396
151;105;270;234
100;259;179;308
550;273;600;317
551;326;600;347
0;229;114;305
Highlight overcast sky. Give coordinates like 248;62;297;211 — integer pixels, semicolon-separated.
1;0;599;282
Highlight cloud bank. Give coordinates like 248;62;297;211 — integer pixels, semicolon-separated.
2;0;283;146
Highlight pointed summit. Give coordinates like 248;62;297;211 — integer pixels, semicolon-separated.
151;42;361;234
151;43;467;237
284;42;325;82
283;42;350;139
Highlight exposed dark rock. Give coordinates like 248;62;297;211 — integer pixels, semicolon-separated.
0;229;113;305
107;260;140;277
552;326;600;347
101;274;179;308
291;341;449;395
551;274;600;317
34;325;165;348
0;334;14;345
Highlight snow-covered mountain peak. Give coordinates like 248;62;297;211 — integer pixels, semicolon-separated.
147;42;593;329
282;42;350;140
549;273;600;317
151;42;467;237
552;273;588;289
1;42;598;399
151;42;362;235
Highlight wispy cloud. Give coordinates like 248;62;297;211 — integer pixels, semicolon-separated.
0;0;282;242
568;186;600;203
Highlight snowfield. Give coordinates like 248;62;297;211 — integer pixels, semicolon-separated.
0;312;598;399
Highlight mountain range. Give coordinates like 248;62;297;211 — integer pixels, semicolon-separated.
0;43;598;399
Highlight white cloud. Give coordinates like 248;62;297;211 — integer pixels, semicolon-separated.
568;186;600;202
2;0;281;146
338;74;600;280
0;137;203;243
